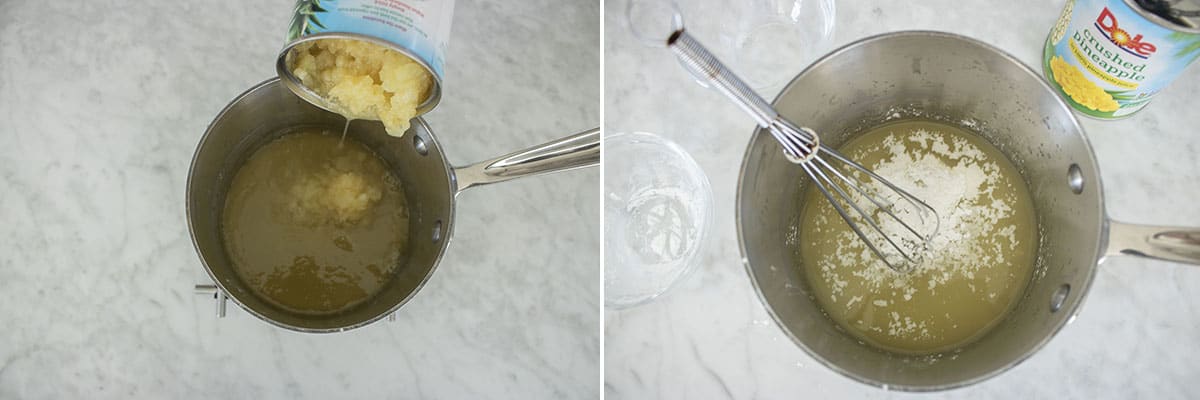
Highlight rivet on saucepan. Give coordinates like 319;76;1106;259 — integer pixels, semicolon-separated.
432;220;443;242
1067;164;1084;194
413;134;429;156
1050;284;1071;312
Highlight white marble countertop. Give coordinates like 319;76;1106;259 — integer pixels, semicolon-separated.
604;0;1200;398
0;1;598;398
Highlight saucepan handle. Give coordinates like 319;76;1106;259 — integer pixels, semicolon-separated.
1106;220;1200;265
453;127;600;193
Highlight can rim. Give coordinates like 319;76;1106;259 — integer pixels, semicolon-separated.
1122;0;1200;34
276;32;444;119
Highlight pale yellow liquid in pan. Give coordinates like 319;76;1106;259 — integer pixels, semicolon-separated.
222;129;409;315
799;120;1038;355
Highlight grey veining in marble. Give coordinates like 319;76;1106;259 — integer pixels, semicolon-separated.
0;1;598;398
605;0;1200;399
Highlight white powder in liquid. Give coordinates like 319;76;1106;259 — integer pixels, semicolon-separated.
799;120;1038;355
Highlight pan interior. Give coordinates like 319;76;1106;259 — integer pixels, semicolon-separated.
796;118;1040;356
737;32;1105;389
188;80;453;332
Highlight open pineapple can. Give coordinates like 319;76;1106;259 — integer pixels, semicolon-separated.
1042;0;1200;119
277;0;455;135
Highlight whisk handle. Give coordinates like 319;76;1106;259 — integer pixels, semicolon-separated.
668;29;777;128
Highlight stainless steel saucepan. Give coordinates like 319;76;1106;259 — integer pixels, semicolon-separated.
188;78;598;333
736;31;1200;391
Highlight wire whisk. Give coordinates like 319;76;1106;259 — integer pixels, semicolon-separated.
666;28;939;272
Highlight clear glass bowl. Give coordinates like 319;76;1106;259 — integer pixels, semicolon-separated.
623;0;836;93
604;132;713;309
726;0;836;92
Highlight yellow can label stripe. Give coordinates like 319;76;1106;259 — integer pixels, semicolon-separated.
1069;39;1138;89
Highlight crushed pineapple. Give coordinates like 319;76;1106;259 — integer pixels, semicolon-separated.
289;38;433;136
288;161;384;227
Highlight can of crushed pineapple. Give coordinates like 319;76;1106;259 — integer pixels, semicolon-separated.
1043;0;1200;119
277;0;455;118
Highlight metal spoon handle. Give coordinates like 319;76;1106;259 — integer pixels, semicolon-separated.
668;29;778;128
